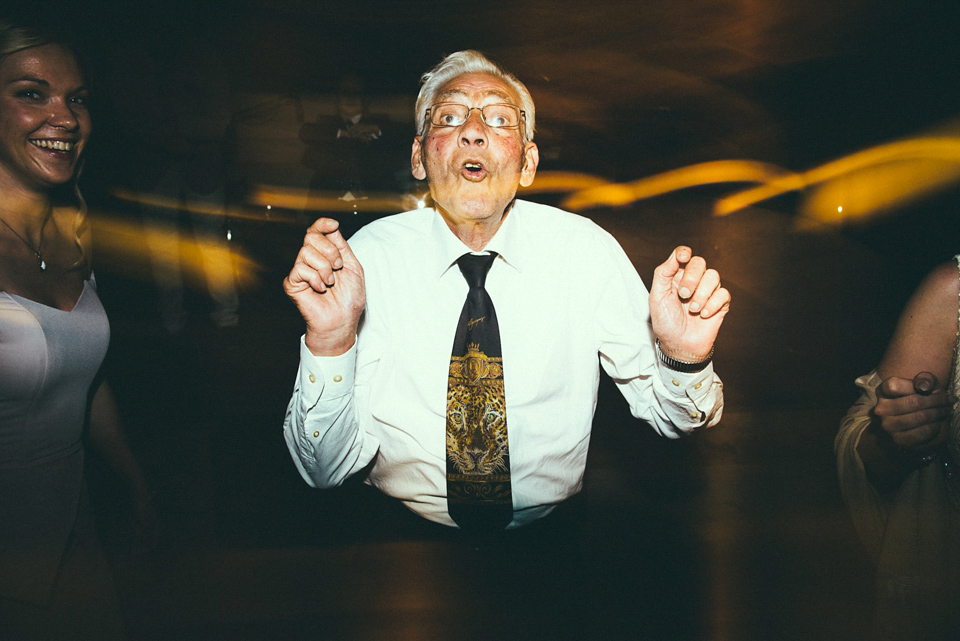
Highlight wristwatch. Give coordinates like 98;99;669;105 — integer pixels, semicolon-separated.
655;339;713;373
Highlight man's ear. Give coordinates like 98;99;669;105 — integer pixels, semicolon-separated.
519;142;539;188
411;136;426;180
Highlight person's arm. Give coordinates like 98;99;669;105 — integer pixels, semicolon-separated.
87;379;158;544
646;245;729;433
599;237;725;436
855;261;958;491
281;339;380;488
282;217;376;487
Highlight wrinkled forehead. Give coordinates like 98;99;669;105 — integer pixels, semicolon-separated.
436;72;520;106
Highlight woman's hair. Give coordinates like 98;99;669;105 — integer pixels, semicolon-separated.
0;19;57;58
0;19;90;271
415;50;536;143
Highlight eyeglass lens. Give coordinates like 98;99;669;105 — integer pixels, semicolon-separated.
430;104;520;128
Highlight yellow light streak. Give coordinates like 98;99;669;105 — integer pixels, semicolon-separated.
523;136;960;231
518;171;612;194
249;185;420;214
89;212;261;289
112;131;960;237
545;161;792;210
715;137;960;221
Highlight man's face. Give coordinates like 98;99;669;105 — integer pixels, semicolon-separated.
0;44;90;194
411;73;538;229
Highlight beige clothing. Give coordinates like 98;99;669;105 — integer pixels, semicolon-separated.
836;257;960;640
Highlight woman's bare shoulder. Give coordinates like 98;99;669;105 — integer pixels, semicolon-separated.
911;260;960;318
877;259;960;382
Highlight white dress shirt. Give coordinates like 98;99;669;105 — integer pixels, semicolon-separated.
283;200;723;528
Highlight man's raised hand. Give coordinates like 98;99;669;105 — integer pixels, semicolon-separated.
649;246;730;363
283;218;366;356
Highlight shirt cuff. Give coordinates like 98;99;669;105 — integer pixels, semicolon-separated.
298;335;357;406
657;360;716;404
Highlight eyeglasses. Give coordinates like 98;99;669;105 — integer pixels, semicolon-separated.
426;103;524;129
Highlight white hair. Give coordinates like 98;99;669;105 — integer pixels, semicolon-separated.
415;50;535;143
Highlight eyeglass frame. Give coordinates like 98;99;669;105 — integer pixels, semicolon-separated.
424;102;526;131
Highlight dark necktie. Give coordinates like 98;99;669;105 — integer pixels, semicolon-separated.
446;252;512;531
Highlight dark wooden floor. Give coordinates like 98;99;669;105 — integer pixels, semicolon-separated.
85;193;929;640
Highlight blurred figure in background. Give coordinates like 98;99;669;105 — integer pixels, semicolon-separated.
0;19;154;640
300;75;385;196
837;257;960;640
298;74;404;235
139;39;239;335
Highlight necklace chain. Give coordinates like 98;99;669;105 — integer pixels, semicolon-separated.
0;209;51;272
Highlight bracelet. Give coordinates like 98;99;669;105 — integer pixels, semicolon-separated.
655;339;713;373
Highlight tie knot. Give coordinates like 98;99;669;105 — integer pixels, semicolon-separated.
457;252;497;289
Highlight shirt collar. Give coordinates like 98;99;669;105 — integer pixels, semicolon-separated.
431;200;527;279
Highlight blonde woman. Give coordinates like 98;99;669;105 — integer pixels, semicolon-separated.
0;20;152;640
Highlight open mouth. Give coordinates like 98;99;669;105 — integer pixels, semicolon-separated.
462;161;486;181
31;139;75;152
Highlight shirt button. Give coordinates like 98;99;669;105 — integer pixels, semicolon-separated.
333;375;343;383
671;378;681;387
313;431;320;438
689;411;701;419
693;381;702;390
308;374;316;384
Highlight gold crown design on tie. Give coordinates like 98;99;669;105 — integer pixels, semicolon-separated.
446;252;512;531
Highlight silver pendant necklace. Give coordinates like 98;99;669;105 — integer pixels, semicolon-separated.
0;209;51;271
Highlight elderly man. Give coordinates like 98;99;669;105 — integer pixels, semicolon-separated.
282;50;729;533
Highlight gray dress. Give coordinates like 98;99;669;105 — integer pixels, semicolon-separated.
0;279;110;605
